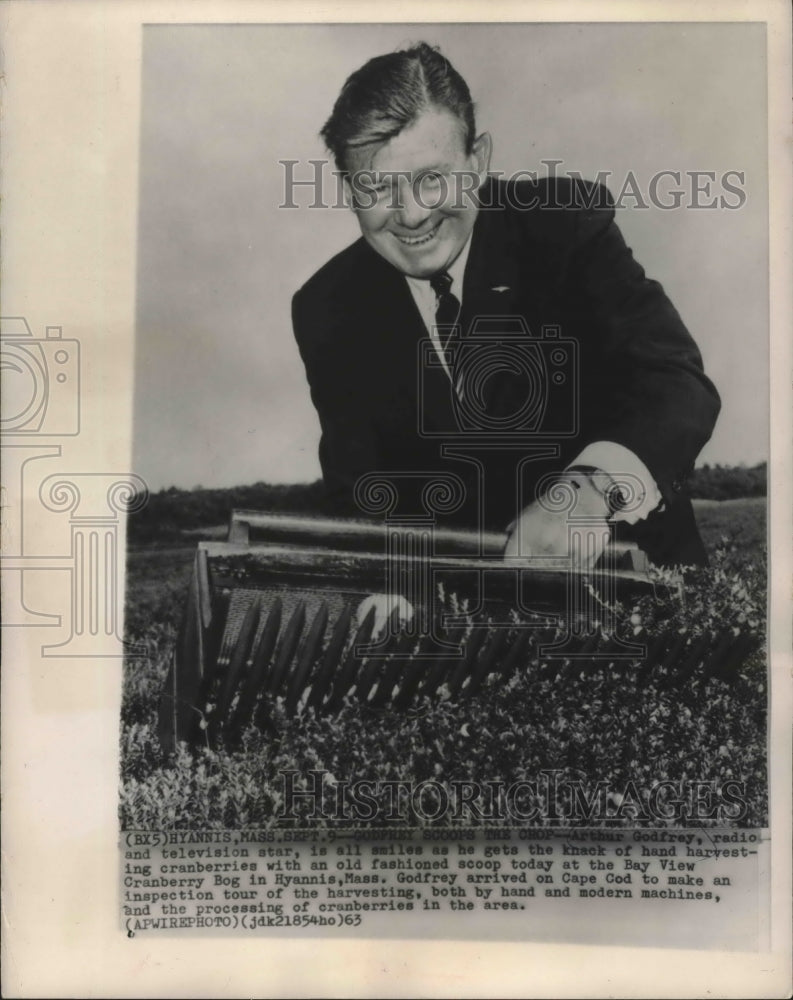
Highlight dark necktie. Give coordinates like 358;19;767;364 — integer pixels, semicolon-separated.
429;271;461;384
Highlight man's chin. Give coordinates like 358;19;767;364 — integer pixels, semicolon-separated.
399;260;443;279
388;243;454;279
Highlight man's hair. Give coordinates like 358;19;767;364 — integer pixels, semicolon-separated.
321;42;476;172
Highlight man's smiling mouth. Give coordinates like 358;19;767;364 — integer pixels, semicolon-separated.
393;221;442;246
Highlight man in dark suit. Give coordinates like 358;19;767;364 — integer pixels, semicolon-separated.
292;43;720;568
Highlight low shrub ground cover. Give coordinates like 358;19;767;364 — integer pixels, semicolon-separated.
120;498;768;830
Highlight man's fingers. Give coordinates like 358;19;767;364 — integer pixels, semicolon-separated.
503;529;522;558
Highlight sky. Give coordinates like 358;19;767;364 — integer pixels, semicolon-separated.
133;22;768;491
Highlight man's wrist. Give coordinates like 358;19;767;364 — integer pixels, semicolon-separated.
567;443;662;523
564;465;625;517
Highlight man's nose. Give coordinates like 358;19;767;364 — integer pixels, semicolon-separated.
395;182;432;228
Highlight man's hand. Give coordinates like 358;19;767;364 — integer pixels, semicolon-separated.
356;593;414;638
503;469;614;569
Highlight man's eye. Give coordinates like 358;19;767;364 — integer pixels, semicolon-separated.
421;173;443;187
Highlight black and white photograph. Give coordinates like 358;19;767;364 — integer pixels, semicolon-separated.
2;3;791;997
127;23;768;828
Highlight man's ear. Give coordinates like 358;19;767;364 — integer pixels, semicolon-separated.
470;131;492;185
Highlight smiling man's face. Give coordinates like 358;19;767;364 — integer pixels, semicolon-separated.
344;106;491;279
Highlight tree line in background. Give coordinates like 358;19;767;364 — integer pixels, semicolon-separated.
688;462;767;501
126;462;767;544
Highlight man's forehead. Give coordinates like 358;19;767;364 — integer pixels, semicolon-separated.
345;107;470;174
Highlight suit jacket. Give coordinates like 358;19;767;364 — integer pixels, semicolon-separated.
292;177;720;567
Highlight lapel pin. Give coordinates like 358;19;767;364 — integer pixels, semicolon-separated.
491;285;510;293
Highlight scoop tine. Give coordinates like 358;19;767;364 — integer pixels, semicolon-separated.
324;603;378;712
226;597;282;736
465;628;509;698
417;625;465;700
383;603;406;644
393;651;426;710
285;601;328;714
352;604;379;653
418;655;450;701
369;653;406;709
448;628;487;700
307;602;354;712
266;600;306;696
355;609;406;706
354;654;383;705
255;603;306;732
216;596;261;723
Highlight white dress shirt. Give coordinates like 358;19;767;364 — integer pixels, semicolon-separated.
405;237;471;382
403;239;661;524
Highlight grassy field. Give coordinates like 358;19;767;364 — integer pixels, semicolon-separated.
120;498;768;829
690;497;766;568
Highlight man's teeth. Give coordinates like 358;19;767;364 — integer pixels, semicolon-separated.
395;223;440;246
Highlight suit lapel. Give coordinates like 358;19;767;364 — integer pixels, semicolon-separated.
460;192;537;414
356;240;457;433
462;188;533;334
356;240;424;362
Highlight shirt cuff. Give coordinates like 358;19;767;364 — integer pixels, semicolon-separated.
568;442;662;524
